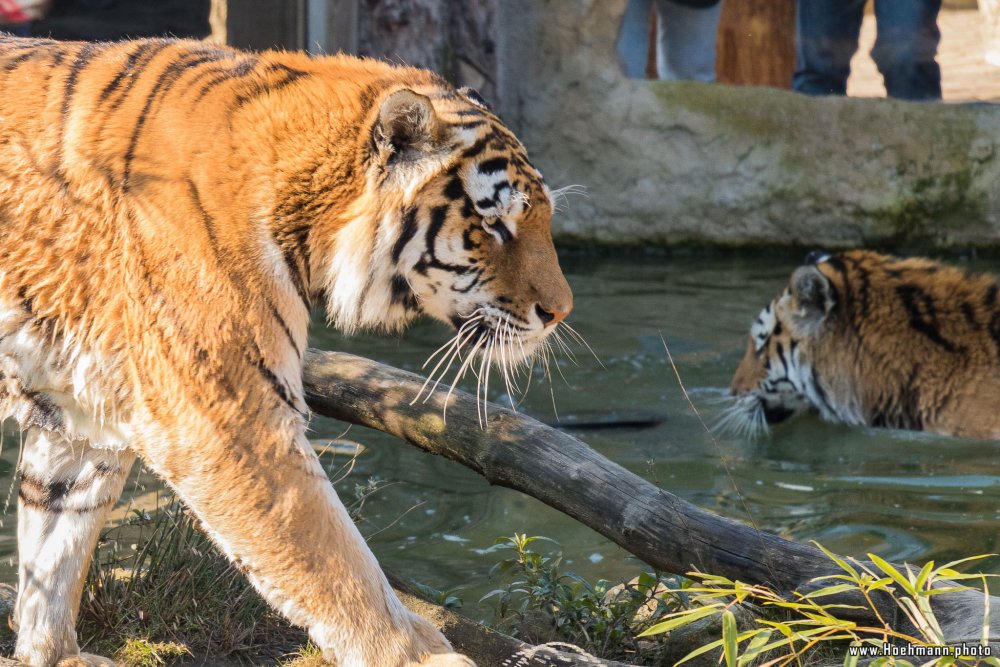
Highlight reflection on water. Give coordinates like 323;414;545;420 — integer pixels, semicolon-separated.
3;252;1000;612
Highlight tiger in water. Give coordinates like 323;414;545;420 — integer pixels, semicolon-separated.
0;34;574;667
727;250;1000;441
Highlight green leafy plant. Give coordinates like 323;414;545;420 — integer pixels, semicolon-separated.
641;543;999;667
481;533;695;662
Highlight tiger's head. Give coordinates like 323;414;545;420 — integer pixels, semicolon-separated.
723;252;846;436
297;78;573;382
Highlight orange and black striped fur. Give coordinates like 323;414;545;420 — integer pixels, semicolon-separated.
726;250;1000;440
0;33;573;667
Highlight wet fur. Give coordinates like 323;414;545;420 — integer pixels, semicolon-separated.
727;250;1000;440
0;34;573;667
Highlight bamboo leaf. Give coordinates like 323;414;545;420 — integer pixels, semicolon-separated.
868;553;917;596
638;604;723;637
722;610;738;667
738;630;774;667
813;542;860;579
800;583;858;599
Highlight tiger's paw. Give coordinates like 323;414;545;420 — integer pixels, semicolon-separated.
412;653;476;667
55;653;117;667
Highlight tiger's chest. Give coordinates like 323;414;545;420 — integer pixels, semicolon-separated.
0;299;131;449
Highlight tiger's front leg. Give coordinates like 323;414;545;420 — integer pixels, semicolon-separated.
14;429;135;667
133;409;473;667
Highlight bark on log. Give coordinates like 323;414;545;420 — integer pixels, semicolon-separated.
302;349;1000;648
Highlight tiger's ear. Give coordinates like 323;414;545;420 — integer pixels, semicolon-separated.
373;89;442;166
790;265;835;331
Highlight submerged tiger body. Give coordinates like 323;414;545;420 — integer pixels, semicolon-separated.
0;34;573;667
727;250;1000;440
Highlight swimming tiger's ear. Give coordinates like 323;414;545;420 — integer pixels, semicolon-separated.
373;89;442;165
791;265;835;330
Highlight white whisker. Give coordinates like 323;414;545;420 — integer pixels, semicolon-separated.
411;319;478;405
443;336;486;423
561;322;604;368
416;323;481;404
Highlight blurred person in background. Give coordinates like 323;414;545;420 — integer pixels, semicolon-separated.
793;0;942;101
618;0;724;82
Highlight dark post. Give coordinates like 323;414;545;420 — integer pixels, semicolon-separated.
715;0;797;87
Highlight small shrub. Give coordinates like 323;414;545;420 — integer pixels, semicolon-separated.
480;533;694;662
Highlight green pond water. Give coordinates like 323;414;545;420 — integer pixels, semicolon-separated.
2;252;1000;617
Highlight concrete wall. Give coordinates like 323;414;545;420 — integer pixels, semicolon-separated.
498;0;1000;249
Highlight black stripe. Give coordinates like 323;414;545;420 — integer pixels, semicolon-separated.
18;482;116;513
390;274;418;310
392;207;419;263
191;56;259;104
231;63;309;111
461;136;490;160
444;176;465;201
2;50;35;72
961;301;978;327
414;205;471;276
895;284;959;353
187;179;303;358
425;205;448;250
985;283;999;308
478;157;508;175
105;40;173;111
279;245;311;308
255;358;299;412
122;51;222;190
60;42;101;150
487;220;513;243
99;41;153;102
462;225;481;251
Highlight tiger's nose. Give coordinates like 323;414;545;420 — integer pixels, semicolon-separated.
535;303;571;327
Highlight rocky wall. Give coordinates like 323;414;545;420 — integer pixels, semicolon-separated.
497;0;1000;248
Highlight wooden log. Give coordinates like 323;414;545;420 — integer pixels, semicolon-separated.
301;348;1000;645
715;0;796;87
304;349;831;591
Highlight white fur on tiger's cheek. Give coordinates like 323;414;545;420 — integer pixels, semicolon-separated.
461;163;521;236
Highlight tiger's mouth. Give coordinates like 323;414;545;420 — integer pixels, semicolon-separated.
446;307;546;365
715;390;811;439
414;305;581;425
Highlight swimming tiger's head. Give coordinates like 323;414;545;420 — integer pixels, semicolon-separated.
291;78;573;369
723;251;842;436
722;249;1000;440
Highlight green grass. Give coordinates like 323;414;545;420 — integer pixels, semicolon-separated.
77;504;306;665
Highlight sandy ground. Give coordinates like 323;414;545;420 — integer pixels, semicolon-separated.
847;7;1000;102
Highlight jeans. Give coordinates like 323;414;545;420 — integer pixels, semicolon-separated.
793;0;942;101
617;0;723;82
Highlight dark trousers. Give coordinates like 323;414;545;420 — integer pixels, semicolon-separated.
793;0;943;101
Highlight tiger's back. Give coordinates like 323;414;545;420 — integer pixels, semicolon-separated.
728;250;1000;440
